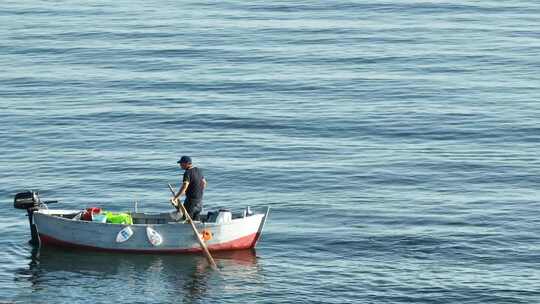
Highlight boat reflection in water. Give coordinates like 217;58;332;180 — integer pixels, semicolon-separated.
19;246;261;303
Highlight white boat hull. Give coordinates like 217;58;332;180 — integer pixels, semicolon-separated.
33;208;269;253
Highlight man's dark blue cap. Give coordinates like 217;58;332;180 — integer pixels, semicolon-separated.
177;156;192;164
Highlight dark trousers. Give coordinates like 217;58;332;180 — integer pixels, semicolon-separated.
184;198;202;220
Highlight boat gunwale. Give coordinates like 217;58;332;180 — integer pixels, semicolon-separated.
34;208;266;228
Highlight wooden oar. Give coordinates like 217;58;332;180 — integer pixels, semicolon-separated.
168;183;218;270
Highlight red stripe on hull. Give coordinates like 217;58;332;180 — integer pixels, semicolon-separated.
39;232;260;254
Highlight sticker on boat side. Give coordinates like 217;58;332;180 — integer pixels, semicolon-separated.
116;226;134;243
146;226;163;246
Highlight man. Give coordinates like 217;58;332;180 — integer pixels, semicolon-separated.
171;156;207;220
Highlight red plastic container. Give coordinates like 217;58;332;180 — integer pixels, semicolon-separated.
81;207;102;221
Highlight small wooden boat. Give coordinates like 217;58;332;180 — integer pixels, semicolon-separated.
14;191;269;253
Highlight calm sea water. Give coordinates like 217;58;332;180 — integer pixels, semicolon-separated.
1;1;539;303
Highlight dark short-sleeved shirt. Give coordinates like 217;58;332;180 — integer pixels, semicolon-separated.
183;167;204;201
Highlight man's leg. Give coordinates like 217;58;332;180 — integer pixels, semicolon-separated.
183;199;202;220
191;204;202;221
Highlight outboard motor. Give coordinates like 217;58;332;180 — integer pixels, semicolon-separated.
14;191;41;210
13;191;52;246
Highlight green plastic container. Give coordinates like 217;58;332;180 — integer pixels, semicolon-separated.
105;212;133;225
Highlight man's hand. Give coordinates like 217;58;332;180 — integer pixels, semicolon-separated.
170;197;179;208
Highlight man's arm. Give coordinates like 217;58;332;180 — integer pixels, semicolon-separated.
174;181;190;200
202;178;207;189
174;169;192;202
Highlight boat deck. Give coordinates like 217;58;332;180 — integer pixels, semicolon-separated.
39;209;247;225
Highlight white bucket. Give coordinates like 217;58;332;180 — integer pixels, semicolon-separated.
215;210;232;224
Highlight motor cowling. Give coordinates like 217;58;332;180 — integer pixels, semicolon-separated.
14;191;40;209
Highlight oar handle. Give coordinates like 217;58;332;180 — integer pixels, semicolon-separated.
168;183;218;270
167;183;176;196
167;185;181;213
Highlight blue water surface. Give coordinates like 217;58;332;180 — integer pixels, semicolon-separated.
1;1;539;303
